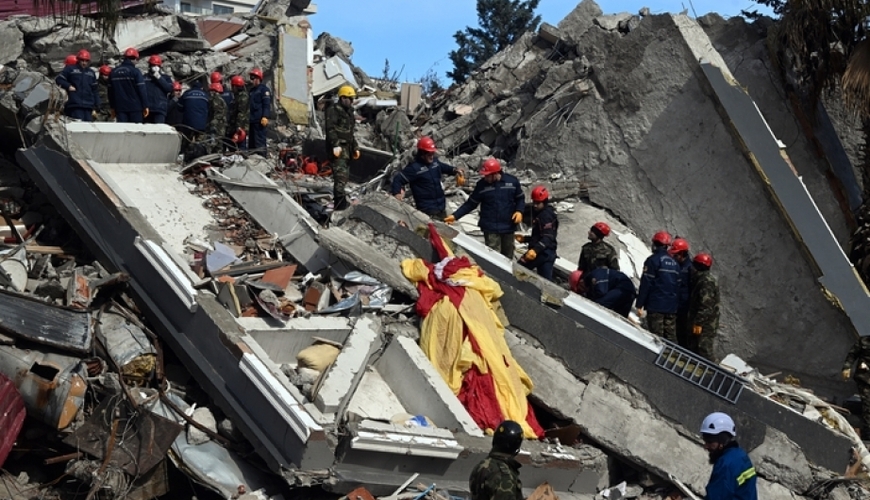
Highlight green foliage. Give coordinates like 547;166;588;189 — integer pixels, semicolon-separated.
448;0;541;84
418;67;444;95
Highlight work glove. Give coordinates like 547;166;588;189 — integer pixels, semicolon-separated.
843;369;852;381
522;249;537;261
636;307;646;319
150;66;160;77
332;147;342;158
394;189;404;201
91;110;97;119
692;325;702;336
260;117;269;126
68;85;77;92
515;234;526;243
143;108;150;118
511;211;523;224
352;150;360;160
456;171;466;186
444;215;456;225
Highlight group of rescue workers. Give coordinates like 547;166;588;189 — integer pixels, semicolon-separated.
470;414;756;500
55;48;271;157
387;132;721;362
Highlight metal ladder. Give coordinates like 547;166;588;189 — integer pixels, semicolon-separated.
654;340;746;403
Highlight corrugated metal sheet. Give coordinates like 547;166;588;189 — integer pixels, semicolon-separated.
0;372;25;468
196;16;245;47
0;289;92;353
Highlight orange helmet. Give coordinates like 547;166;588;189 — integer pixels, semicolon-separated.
417;136;437;153
479;158;502;176
148;54;162;66
64;54;77;65
99;65;111;76
652;230;672;246
531;185;549;202
669;237;689;255
123;47;139;59
209;82;223;93
693;252;713;268
591;222;610;237
76;49;91;62
249;68;263;80
232;128;247;144
230;75;245;88
569;270;583;292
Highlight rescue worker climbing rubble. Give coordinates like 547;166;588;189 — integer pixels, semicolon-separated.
247;68;271;155
636;230;680;341
144;55;173;124
445;158;525;259
577;222;619;273
55;49;99;122
700;412;757;500
469;420;524;500
516;185;558;280
842;336;870;439
325;84;359;211
670;237;692;348
391;136;464;219
688;252;720;361
227;75;249;151
108;47;149;123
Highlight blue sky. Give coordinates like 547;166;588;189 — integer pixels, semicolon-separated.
312;0;769;85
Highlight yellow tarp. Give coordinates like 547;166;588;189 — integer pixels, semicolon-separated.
402;258;538;438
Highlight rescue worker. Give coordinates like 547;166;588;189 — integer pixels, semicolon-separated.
700;412;757;500
636;231;680;341
469;420;523;500
227;75;249;151
843;336;870;438
247;68;271;154
390;136;463;219
55;49;100;122
109;47;149;123
63;54;77;67
165;81;183;127
206;82;228;155
445;158;525;259
688;252;720;361
670;237;692;348
517;185;558;280
178;78;209;157
144;54;173;124
577;222;619;273
95;65;112;122
584;258;637;318
568;270;586;296
325;84;359;211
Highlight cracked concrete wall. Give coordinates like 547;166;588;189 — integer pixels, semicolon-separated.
429;5;854;392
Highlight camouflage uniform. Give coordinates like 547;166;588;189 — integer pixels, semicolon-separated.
228;87;250;147
687;268;720;361
843;337;870;436
577;239;619;273
96;79;112;122
325;101;357;210
206;91;228;155
469;451;523;500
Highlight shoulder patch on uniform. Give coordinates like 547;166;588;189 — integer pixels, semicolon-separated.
264;91;271;96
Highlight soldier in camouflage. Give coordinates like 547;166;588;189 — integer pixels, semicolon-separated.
227;75;249;151
206;82;228;155
469;420;523;500
687;252;719;361
842;336;870;438
578;222;619;273
96;65;112;122
325;84;359;211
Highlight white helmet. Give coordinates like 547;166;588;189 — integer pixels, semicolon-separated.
700;412;736;437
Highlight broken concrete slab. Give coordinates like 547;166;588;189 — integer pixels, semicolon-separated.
747;426;814;493
65;122;181;164
315;315;381;415
594;13;633;31
0;21;24;65
114;15;182;52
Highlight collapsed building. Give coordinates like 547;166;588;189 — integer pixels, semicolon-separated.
0;0;868;499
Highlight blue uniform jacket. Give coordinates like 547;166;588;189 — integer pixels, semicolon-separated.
221;89;233;110
56;65;100;110
453;173;525;234
391;156;456;214
144;73;173;114
179;85;209;132
706;444;757;500
528;204;558;253
677;256;692;313
249;83;271;121
636;247;680;314
108;60;148;112
586;267;636;310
